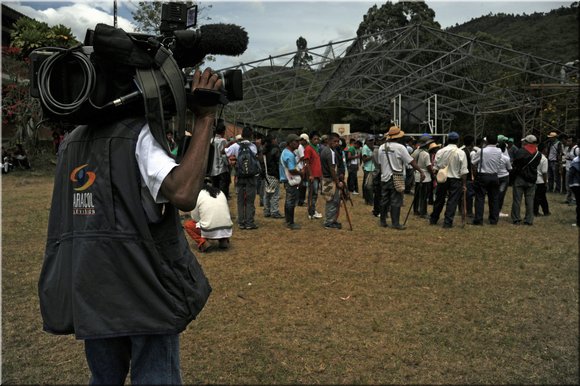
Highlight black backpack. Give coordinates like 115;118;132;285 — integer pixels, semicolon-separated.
237;142;260;177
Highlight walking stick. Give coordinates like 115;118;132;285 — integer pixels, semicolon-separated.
307;179;312;216
461;186;467;228
341;189;352;231
339;186;354;231
403;194;416;227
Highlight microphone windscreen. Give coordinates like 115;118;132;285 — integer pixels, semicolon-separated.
198;24;248;57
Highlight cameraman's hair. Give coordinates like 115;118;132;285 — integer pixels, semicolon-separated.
242;126;253;139
328;132;340;140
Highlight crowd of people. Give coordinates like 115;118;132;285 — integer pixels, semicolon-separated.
190;124;579;242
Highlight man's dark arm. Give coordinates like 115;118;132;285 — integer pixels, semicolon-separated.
160;68;222;211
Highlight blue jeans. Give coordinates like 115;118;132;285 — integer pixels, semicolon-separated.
307;178;320;216
84;334;181;385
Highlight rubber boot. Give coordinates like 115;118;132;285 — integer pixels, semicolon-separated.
287;206;301;230
391;206;406;230
379;207;388;227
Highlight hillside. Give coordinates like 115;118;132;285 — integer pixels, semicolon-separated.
446;4;579;63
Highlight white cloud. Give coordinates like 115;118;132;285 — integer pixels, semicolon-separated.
7;2;136;41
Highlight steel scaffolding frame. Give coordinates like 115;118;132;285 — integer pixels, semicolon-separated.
218;23;578;134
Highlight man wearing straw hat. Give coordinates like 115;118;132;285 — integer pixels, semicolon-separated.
377;126;425;229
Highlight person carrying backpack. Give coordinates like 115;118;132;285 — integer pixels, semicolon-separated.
226;126;260;229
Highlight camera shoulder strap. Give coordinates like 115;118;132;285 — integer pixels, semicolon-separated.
135;46;186;159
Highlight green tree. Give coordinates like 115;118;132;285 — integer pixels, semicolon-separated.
356;1;440;37
10;18;75;58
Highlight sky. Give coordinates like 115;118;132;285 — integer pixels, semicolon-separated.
4;0;574;70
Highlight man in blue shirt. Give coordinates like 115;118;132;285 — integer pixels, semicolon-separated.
280;134;303;230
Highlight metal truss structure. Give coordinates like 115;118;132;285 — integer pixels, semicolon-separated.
218;23;578;137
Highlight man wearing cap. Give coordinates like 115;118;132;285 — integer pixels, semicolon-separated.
511;134;542;225
377;126;425;230
471;133;503;225
430;132;468;228
280;134;303;230
361;135;376;205
546;131;563;192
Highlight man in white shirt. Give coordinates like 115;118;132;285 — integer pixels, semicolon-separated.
377;126;424;230
471;133;503;225
429;132;468;228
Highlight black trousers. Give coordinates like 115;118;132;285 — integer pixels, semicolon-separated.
533;183;550;215
430;178;463;226
473;173;499;225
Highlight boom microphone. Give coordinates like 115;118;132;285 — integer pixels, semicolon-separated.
172;24;249;68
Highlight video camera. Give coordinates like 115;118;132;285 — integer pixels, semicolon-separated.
29;2;247;125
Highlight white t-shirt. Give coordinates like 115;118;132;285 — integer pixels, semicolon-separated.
536;154;548;184
135;124;178;203
225;140;257;158
295;144;305;171
378;142;413;182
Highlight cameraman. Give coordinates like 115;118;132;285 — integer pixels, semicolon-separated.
38;68;220;384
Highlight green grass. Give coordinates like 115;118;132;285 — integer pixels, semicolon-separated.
2;169;578;384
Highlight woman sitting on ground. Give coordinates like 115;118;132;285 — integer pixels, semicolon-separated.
183;183;233;252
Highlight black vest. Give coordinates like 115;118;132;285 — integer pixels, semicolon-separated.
38;117;211;339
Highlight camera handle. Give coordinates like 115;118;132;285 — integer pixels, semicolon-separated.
186;88;229;108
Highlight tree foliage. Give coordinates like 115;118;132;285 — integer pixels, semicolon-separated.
10;18;75;58
356;1;440;37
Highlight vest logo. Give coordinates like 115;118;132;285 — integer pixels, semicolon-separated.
70;164;96;215
70;164;96;191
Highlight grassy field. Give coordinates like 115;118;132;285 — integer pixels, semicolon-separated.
1;169;578;384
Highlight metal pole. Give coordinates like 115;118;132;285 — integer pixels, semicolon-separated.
434;94;438;135
113;0;118;28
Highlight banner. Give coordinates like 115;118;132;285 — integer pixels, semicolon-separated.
332;123;350;136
